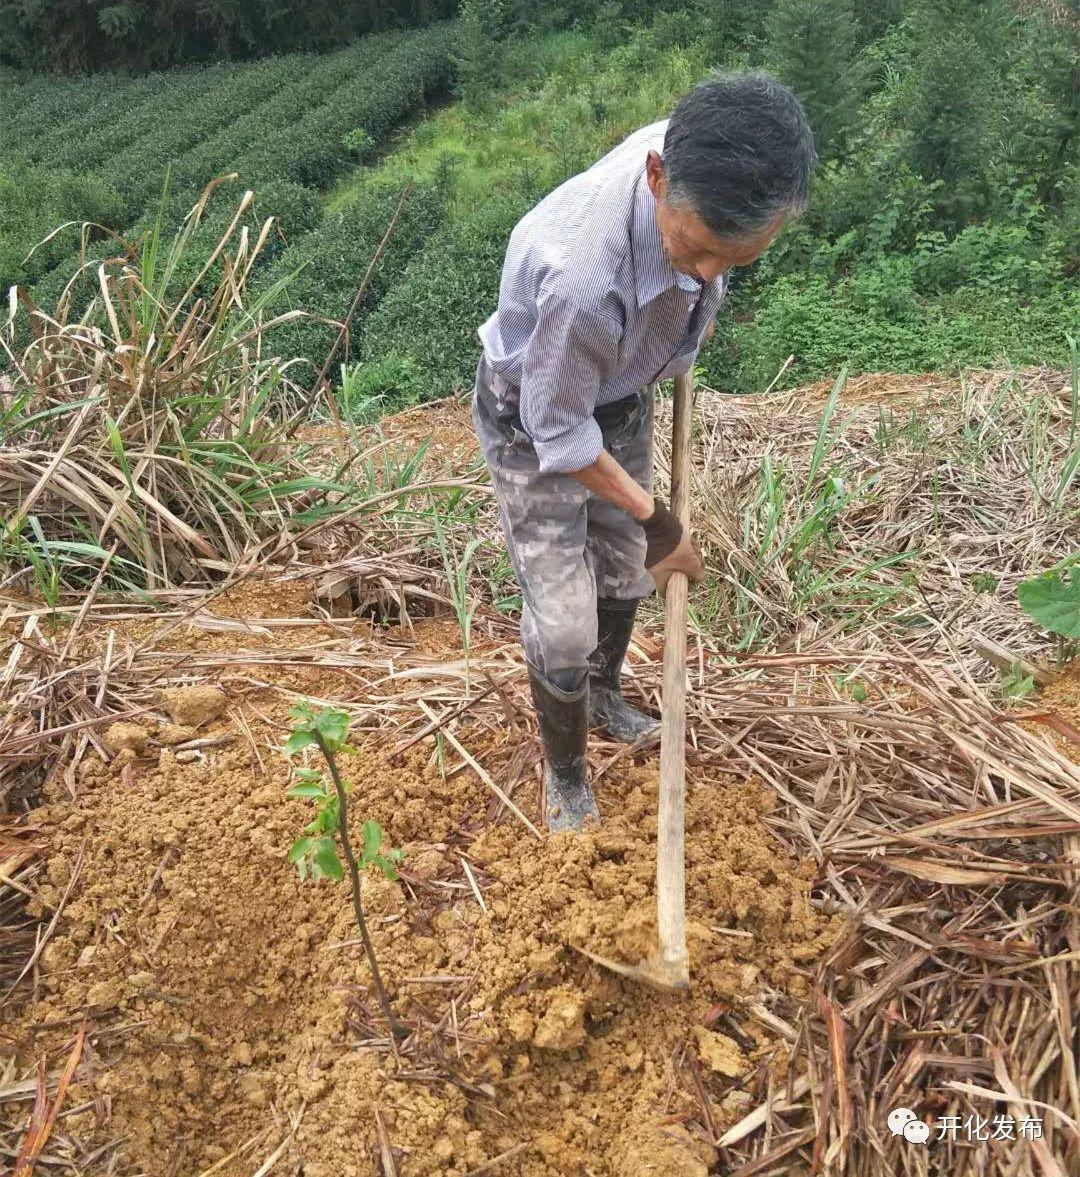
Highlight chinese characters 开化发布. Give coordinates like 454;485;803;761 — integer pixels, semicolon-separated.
933;1115;1044;1142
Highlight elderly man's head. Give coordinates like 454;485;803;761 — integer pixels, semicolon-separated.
646;73;816;282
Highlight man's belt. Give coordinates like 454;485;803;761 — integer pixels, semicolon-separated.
505;392;640;436
479;355;641;436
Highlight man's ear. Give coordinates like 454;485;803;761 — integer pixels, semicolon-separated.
645;149;666;200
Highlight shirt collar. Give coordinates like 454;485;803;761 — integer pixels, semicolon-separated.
631;164;720;307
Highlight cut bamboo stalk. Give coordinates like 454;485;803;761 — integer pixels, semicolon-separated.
970;631;1054;686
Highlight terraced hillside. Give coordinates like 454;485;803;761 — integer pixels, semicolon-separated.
1;23;458;300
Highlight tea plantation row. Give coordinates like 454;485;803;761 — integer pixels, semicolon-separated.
2;23;458;296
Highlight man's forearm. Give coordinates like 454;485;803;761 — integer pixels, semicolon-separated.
568;450;654;521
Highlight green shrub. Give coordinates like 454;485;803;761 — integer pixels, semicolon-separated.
766;0;867;158
902;0;1015;222
40;57;309;180
103;49;353;219
591;3;630;51
3;48;356;287
909;212;1067;298
343;129;377;160
454;0;509;109
850;0;904;42
1000;8;1079;210
163;33;405;196
3;74;116;145
338;354;425;421
0;158;124;291
356;191;530;405
235;24;456;190
707;262;1079;392
255;178;449;373
27;69;206;170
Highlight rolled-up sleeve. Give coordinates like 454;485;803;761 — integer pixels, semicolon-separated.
518;289;621;474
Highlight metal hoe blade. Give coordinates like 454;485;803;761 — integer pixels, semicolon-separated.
568;942;690;991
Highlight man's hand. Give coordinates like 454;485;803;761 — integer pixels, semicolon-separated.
641;498;705;593
569;457;705;594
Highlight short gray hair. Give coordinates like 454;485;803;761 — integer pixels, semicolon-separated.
662;72;817;239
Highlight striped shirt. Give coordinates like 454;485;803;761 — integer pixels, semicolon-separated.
478;120;727;474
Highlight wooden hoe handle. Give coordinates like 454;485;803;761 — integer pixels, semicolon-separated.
656;371;693;988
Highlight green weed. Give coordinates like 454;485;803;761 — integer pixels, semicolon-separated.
1018;566;1080;641
1001;664;1037;700
429;502;484;673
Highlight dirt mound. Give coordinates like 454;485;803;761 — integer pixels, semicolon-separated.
299;396;480;477
1036;658;1080;731
4;615;839;1175
161;685;228;727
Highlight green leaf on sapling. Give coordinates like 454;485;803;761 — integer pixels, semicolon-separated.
1018;570;1080;638
361;820;383;862
287;782;327;799
284;729;316;756
312;706;350;750
313;836;344;881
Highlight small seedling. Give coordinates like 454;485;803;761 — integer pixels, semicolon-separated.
343;127;376;159
969;572;999;595
284;703;405;1039
832;672;869;703
1001;663;1036;700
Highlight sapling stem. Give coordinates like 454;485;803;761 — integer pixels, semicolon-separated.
313;730;406;1042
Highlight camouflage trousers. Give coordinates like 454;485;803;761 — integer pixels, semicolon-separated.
472;355;655;677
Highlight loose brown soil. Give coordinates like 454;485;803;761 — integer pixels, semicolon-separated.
4;584;840;1176
1024;657;1080;761
300;397;481;476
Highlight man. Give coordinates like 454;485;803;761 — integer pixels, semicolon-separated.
472;73;815;831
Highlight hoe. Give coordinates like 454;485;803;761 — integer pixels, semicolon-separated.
574;368;695;991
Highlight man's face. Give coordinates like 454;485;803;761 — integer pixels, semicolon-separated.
646;149;784;283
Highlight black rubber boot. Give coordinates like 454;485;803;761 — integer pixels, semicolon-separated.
589;598;661;743
528;665;599;832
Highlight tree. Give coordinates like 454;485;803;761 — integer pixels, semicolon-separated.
850;0;904;43
765;0;868;159
452;0;508;110
903;0;1014;222
0;0;459;73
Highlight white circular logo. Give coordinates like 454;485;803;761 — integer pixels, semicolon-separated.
904;1120;930;1145
888;1107;918;1136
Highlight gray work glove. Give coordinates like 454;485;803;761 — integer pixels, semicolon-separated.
641;497;705;594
